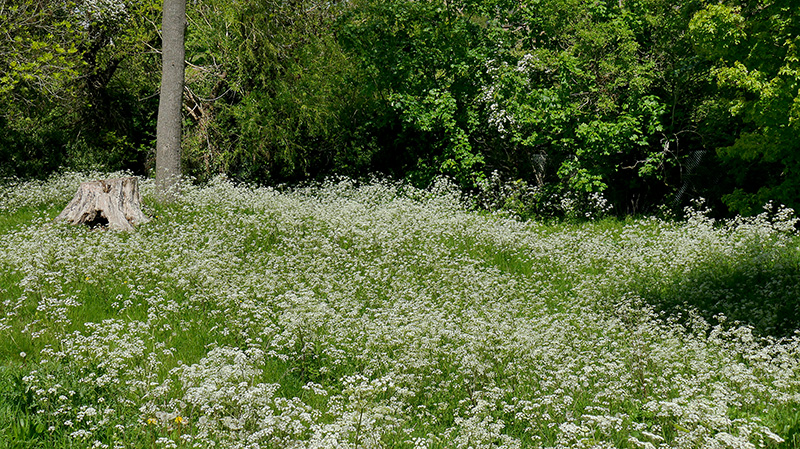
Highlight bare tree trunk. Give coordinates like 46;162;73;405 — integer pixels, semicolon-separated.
56;178;150;231
155;0;186;201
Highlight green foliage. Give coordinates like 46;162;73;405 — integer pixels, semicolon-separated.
689;0;800;214
0;0;81;99
3;0;800;218
333;0;712;206
180;0;354;183
643;234;800;337
0;0;81;177
475;171;614;221
480;0;690;205
337;0;493;188
0;0;161;178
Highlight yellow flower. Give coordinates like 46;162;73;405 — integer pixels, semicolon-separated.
174;416;184;425
146;417;157;425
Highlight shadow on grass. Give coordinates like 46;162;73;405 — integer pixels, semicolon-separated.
639;246;800;339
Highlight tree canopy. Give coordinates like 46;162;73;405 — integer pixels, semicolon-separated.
1;0;798;217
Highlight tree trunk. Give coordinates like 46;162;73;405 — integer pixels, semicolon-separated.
56;178;150;231
155;0;186;201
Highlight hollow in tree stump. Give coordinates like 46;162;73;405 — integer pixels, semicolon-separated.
56;177;150;231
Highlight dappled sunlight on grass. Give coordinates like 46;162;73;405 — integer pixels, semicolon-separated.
641;247;800;339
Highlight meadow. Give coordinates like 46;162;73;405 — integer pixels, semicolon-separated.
1;172;799;449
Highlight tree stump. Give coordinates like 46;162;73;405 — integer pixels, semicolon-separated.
56;177;150;231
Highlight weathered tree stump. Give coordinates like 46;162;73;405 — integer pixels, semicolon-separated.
56;177;150;231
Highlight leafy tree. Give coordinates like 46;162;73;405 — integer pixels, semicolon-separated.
0;0;81;176
0;0;81;100
69;0;162;173
0;0;161;177
337;0;497;188
690;0;800;214
179;0;353;183
336;0;715;214
482;0;701;208
4;0;798;220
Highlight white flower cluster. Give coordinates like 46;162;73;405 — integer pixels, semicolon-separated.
475;171;613;220
73;0;130;28
1;173;798;448
479;52;556;138
480;83;517;135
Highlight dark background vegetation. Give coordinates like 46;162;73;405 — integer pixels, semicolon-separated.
1;0;798;218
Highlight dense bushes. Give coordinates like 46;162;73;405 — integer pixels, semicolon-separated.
0;0;161;177
1;0;798;217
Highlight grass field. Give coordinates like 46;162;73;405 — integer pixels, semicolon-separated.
1;172;799;448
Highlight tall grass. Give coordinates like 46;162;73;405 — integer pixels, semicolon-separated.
0;173;799;448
